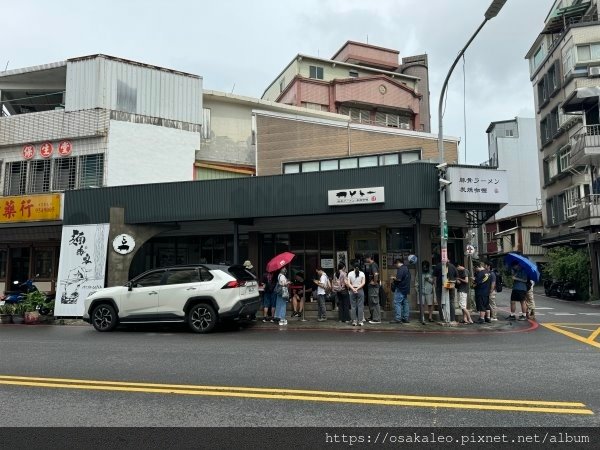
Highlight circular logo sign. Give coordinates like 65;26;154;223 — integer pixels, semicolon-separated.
465;244;475;255
22;144;35;160
40;142;54;158
112;234;136;255
58;140;73;156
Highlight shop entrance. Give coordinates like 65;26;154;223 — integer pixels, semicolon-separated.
8;247;30;285
349;231;380;270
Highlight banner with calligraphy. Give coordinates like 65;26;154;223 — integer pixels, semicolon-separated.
54;224;110;317
446;167;509;204
0;193;62;223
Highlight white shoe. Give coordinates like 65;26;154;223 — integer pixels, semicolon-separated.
490;317;498;322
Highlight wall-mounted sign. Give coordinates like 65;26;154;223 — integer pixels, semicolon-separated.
112;234;136;255
0;193;62;223
321;258;334;269
40;142;54;158
465;244;475;255
58;140;73;156
336;251;348;268
446;167;509;204
328;186;385;206
22;144;35;160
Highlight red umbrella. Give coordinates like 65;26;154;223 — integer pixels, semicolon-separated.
266;252;295;273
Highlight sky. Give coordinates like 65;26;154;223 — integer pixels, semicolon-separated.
1;0;551;165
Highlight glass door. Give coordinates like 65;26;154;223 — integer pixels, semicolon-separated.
8;247;31;286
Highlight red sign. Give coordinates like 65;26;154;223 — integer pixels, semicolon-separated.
22;144;35;160
58;140;73;156
441;248;448;263
39;142;54;158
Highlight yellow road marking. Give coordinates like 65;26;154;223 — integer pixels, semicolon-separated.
587;327;600;343
542;323;600;350
0;375;592;415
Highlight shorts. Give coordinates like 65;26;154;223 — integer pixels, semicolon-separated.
458;292;468;309
262;291;277;309
475;294;490;312
511;290;527;302
424;293;434;306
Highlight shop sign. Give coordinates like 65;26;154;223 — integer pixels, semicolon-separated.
40;142;54;158
0;193;62;224
328;186;385;206
112;234;136;255
22;144;35;160
446;167;508;204
54;224;110;317
58;140;73;156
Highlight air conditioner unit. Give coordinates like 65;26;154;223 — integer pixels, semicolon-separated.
400;123;410;130
588;66;600;77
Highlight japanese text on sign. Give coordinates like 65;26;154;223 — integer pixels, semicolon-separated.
446;167;508;204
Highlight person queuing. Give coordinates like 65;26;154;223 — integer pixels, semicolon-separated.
261;270;277;323
456;264;473;325
526;278;536;320
347;263;366;327
313;267;330;322
333;262;351;323
507;261;528;321
291;272;312;317
364;255;381;324
473;263;492;324
416;261;435;322
484;262;498;321
390;258;411;324
274;267;291;326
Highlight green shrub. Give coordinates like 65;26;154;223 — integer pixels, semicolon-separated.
545;247;590;301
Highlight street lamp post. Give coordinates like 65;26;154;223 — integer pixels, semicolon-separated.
438;0;507;323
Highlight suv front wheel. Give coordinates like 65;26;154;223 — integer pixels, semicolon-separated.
91;303;118;332
188;303;217;333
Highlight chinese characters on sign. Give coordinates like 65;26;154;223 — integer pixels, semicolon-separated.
58;140;73;156
40;142;54;158
0;194;62;223
21;141;74;160
327;187;385;206
446;167;509;204
22;144;35;160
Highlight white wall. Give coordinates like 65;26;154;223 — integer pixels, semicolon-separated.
494;117;541;220
105;120;198;186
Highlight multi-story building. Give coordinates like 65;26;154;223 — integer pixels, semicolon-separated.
0;55;202;292
262;41;431;132
484;117;541;220
525;0;600;296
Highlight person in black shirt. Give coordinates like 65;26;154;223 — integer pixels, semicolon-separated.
364;255;381;324
432;261;457;322
473;263;492;324
390;258;411;323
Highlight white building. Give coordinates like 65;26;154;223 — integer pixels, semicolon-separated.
485;117;541;220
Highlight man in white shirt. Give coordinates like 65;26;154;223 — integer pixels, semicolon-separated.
314;267;330;321
346;264;366;327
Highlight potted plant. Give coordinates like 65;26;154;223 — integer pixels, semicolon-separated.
23;291;45;324
0;303;14;324
11;303;26;324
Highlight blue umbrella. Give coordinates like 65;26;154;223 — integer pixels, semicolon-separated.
504;253;540;282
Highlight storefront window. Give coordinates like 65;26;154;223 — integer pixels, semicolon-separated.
290;233;304;251
33;248;54;279
0;248;6;278
387;228;414;252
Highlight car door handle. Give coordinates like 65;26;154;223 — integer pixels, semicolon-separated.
148;291;158;295
186;287;198;291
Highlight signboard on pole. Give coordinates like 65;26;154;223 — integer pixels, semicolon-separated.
446;167;509;204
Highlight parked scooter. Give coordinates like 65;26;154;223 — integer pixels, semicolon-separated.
559;282;577;301
1;275;55;315
544;280;563;297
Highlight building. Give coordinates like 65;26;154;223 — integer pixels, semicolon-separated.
484;117;541;220
0;55;202;293
262;41;431;132
480;211;547;269
525;0;600;296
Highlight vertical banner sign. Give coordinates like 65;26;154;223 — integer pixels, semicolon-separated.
54;224;110;317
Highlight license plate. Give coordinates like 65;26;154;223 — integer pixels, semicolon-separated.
248;286;256;293
569;290;576;294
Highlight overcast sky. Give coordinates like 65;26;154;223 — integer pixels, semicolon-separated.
2;0;550;165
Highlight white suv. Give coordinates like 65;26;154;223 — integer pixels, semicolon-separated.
83;265;259;333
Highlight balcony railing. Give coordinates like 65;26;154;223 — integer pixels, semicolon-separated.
576;194;600;222
571;124;600;165
0;109;110;147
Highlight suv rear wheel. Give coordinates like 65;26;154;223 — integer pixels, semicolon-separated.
91;303;118;332
188;303;217;333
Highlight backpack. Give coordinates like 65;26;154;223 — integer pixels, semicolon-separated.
323;276;333;294
332;274;342;292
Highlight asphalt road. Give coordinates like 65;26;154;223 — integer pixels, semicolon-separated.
0;290;598;427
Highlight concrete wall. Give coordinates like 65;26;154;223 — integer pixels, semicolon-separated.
262;60;299;102
105;120;199;186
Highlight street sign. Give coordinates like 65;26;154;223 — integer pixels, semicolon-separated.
442;222;448;240
466;244;475;255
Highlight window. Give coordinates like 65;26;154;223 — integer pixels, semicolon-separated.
532;44;546;72
547;199;556;226
301;161;319;173
530;232;542;246
133;270;165;288
379;153;399;166
537;79;548;108
202;108;211;140
401;151;420;163
33;248;54;279
505;129;514;137
79;154;104;188
564;186;580;218
559;146;571;171
28;160;51;194
339;106;370;123
53;157;77;191
547;155;558;179
284;164;300;174
309;65;324;80
349;70;359;78
339;158;358;170
359;156;378;168
320;160;338;171
4;161;27;196
540;117;550;145
302;102;326;111
228;265;254;281
279;78;285;94
563;45;574;76
165;269;201;285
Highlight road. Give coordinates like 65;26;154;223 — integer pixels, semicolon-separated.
0;289;598;427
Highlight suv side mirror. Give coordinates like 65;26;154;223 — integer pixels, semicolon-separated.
127;282;133;292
